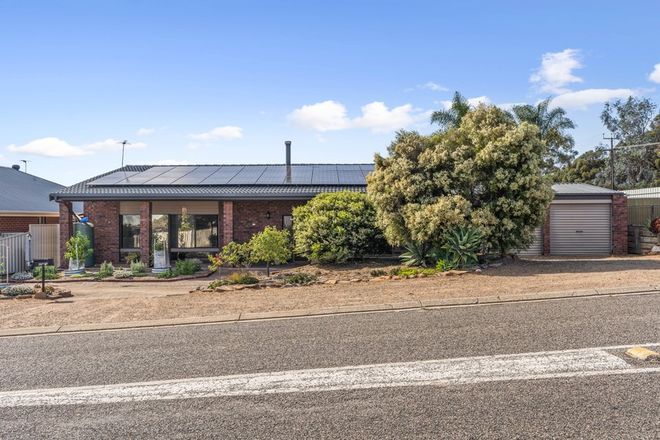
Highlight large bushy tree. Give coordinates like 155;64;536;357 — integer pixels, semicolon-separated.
368;105;553;256
512;98;577;174
292;191;386;263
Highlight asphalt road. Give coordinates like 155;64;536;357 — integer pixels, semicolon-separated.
1;293;659;439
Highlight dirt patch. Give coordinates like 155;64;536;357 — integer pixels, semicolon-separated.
1;255;659;330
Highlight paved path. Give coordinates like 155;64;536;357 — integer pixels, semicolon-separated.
1;294;659;438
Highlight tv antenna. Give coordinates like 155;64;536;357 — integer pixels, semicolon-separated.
119;140;131;167
20;160;30;174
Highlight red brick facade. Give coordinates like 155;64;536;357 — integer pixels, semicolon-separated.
59;202;74;268
0;216;57;233
221;201;233;245
232;200;304;243
611;194;628;255
139;201;152;264
85;201;120;264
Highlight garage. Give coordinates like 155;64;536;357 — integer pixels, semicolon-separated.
517;183;627;256
549;202;611;255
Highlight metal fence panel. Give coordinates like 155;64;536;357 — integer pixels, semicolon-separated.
29;224;60;267
0;233;30;275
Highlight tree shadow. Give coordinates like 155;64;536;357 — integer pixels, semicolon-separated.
488;256;660;277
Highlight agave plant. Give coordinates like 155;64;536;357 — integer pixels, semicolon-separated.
400;242;434;267
441;226;484;268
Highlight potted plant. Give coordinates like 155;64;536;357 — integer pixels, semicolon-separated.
152;234;170;274
64;232;93;275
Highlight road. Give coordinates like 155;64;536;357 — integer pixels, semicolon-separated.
1;293;658;439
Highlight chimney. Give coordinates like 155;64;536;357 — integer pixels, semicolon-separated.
11;164;20;171
285;140;292;183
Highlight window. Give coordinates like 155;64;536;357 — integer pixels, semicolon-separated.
151;214;169;250
120;215;141;249
172;214;218;249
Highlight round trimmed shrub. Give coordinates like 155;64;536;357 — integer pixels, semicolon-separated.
292;191;387;263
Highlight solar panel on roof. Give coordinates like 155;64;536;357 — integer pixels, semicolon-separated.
229;165;268;184
336;164;362;171
115;167;174;185
143;166;198;184
256;166;287;184
289;165;313;184
171;166;219;184
88;170;142;185
201;166;244;184
337;170;366;185
311;165;339;184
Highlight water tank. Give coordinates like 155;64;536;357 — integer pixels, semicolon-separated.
73;222;95;267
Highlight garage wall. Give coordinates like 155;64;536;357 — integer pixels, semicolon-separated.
549;202;612;255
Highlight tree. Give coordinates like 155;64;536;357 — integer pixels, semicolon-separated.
368;105;553;256
430;91;471;130
511;99;577;174
64;232;93;267
292;191;387;263
554;148;609;185
248;226;292;276
601;96;659;188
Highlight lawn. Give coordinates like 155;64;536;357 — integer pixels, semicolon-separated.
1;255;659;330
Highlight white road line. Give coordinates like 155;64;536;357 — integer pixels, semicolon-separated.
1;346;658;408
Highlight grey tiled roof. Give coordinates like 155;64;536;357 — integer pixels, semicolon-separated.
51;165;371;201
1;166;69;214
552;183;621;196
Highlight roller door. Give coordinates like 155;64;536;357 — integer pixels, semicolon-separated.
549;203;611;255
517;226;543;256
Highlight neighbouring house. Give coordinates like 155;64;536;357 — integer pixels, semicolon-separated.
0;165;68;233
520;183;627;256
50;143;372;266
50;144;628;266
622;187;660;254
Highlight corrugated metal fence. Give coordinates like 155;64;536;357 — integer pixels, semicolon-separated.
29;224;60;267
0;233;30;275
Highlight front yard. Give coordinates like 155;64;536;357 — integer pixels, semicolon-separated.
1;255;659;330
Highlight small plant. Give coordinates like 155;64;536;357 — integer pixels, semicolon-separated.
649;217;660;234
228;271;259;284
400;242;435;267
279;272;318;285
389;267;439;278
155;268;177;279
174;259;201;276
369;269;387;277
33;284;55;294
64;232;93;267
124;252;141;264
113;269;133;279
32;265;60;280
249;226;292;276
10;271;34;281
220;241;252;268
441;225;483;269
207;253;223;272
130;261;147;275
97;261;115;279
2;285;35;296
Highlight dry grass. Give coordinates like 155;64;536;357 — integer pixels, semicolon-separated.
1;255;659;330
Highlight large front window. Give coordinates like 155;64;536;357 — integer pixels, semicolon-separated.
172;214;218;249
120;214;140;249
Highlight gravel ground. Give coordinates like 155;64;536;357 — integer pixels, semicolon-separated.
1;255;659;329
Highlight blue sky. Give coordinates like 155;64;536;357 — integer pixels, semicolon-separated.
1;0;659;185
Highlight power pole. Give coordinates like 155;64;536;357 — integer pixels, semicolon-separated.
603;133;619;190
119;140;131;167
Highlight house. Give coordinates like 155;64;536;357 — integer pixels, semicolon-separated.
622;187;660;226
50;143;372;266
50;144;628;266
520;183;627;256
0;165;67;233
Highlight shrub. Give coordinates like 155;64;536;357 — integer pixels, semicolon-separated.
130;261;147;275
33;284;55;294
124;252;141;264
174;259;201;276
207;254;223;272
220;242;252;268
649;217;660;234
389;267;439;278
2;285;35;296
228;272;259;284
441;225;483;268
64;232;93;264
32;265;60;280
279;272;318;285
249;226;292;276
369;269;387;277
10;271;33;281
113;269;133;279
400;242;436;267
97;261;114;279
293;191;387;264
155;268;177;279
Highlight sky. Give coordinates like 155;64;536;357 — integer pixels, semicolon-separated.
0;0;659;185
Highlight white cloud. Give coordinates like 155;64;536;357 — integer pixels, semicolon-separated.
353;102;415;133
649;63;660;84
151;159;190;165
7;137;90;157
289;100;423;133
288;100;350;132
439;95;491;110
84;138;147;151
6;137;147;158
550;88;636;110
530;49;583;94
136;127;155;136
189;126;243;141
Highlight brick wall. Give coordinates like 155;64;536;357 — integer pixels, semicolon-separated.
542;209;551;255
59;202;73;268
139;201;151;264
612;194;628;255
0;216;56;233
232;200;304;243
85;201;120;264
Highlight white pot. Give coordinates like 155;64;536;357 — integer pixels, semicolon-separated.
152;249;169;272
